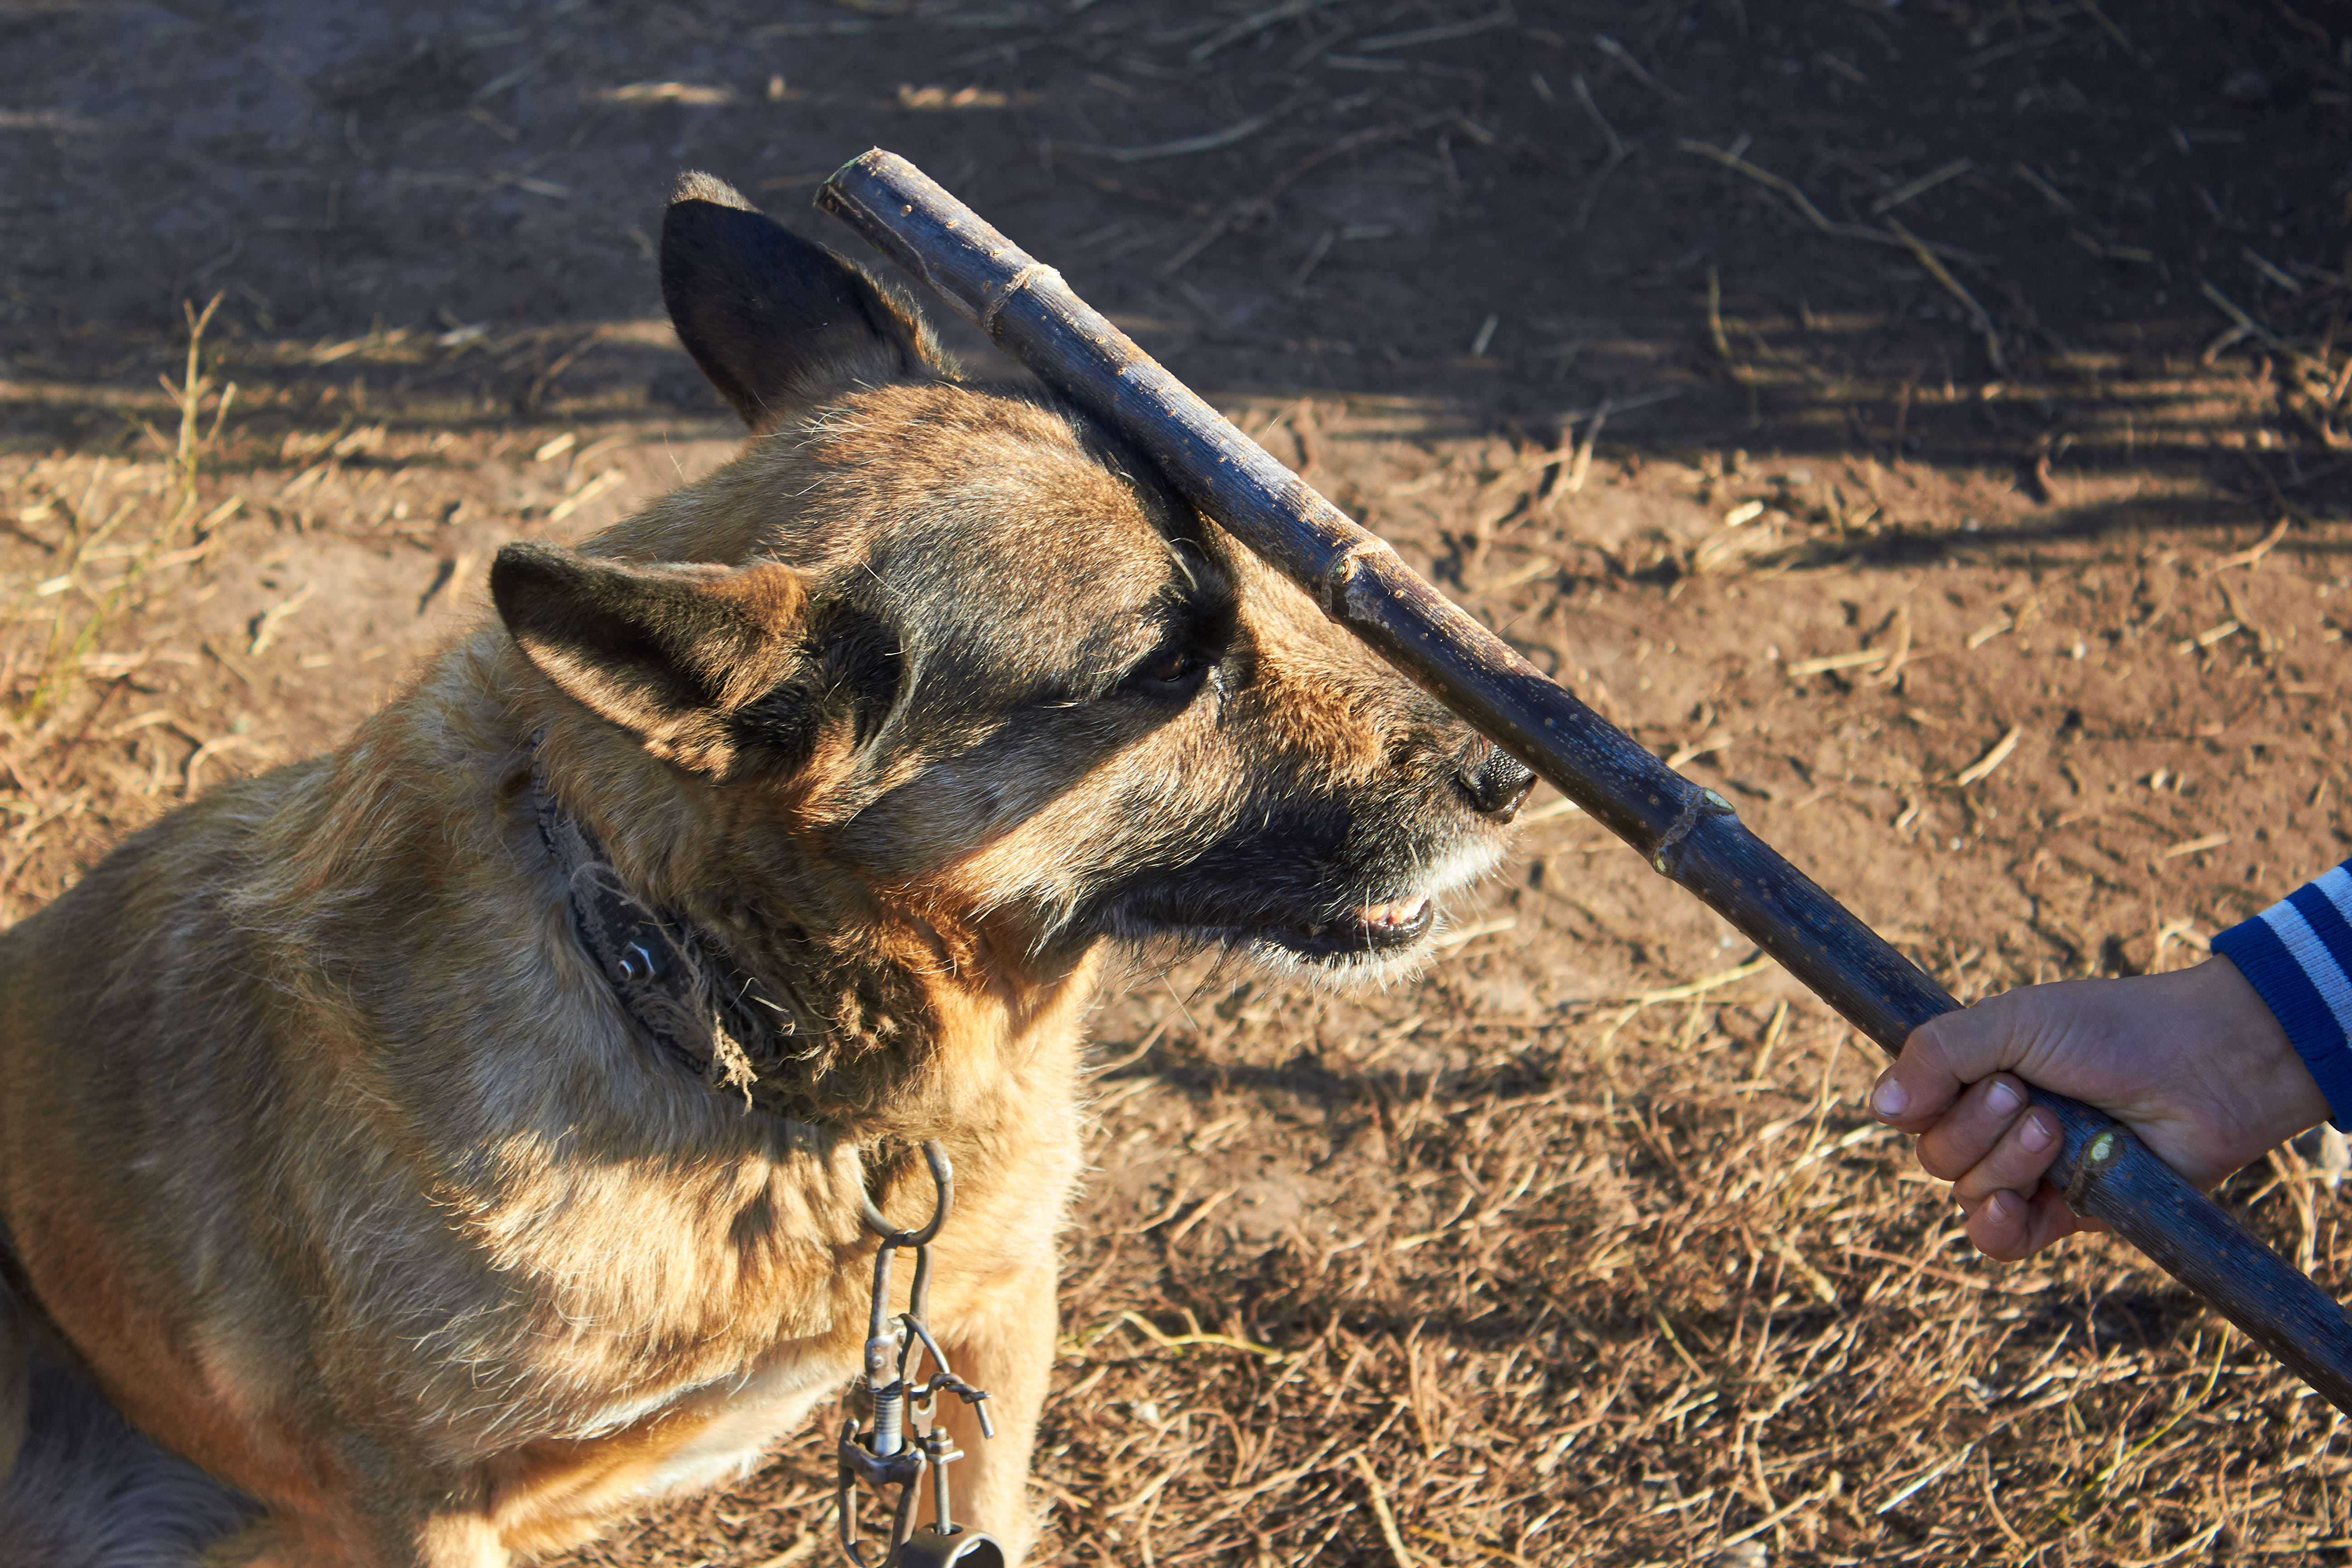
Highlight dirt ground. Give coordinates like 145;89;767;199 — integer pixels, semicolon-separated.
5;0;2352;1563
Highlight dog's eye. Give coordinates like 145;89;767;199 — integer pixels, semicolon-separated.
1125;643;1208;694
1143;647;1201;682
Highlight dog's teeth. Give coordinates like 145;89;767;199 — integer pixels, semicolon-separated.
1353;896;1430;928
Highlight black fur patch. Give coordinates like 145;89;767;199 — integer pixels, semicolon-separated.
661;174;938;426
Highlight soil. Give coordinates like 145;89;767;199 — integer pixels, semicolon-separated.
5;1;2352;1564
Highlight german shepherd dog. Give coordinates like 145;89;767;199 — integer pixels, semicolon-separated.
0;174;1531;1566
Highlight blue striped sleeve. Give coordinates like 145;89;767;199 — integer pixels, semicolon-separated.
2212;861;2352;1131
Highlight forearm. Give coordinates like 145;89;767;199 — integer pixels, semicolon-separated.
2211;859;2352;1131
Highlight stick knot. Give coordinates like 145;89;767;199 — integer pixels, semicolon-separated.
1317;537;1387;618
1649;787;1738;876
2063;1126;2123;1208
980;261;1057;341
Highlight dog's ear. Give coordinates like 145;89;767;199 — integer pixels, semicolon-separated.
660;172;946;429
491;542;810;774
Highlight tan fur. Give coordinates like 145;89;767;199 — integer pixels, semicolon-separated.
0;181;1523;1566
0;636;1095;1560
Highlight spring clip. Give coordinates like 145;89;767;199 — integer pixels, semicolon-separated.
835;1141;1002;1568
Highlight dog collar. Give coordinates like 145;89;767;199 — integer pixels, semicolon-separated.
526;766;816;1117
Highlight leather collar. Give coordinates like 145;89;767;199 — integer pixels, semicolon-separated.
528;768;816;1116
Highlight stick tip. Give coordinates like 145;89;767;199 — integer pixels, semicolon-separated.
814;147;895;212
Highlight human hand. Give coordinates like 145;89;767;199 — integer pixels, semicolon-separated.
1868;958;2330;1260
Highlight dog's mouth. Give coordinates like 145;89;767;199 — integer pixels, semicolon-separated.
1101;836;1504;970
1148;894;1437;965
1258;894;1434;957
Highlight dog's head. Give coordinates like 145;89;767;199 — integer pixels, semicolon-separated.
492;174;1529;990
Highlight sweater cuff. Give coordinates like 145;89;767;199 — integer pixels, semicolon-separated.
2211;861;2352;1132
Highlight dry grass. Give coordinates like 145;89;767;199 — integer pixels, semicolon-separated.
1036;976;2350;1568
0;299;241;917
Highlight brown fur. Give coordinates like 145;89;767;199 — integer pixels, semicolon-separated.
0;176;1526;1566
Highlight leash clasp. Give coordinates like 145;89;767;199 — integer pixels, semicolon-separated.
836;1141;1001;1568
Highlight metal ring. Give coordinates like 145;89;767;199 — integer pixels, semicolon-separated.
860;1140;955;1247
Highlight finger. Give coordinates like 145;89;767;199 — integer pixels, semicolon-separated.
1913;1073;2035;1181
1965;1185;2084;1261
1950;1103;2066;1208
1874;992;2048;1133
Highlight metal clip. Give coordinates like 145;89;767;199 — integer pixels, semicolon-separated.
892;1525;1005;1568
836;1141;1000;1568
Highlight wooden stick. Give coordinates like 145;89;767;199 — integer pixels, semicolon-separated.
816;148;2352;1413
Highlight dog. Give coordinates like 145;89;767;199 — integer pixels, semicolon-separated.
0;172;1532;1566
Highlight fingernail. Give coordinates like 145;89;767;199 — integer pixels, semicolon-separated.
1872;1077;1909;1119
1987;1080;2023;1116
1988;1190;2017;1221
2020;1112;2052;1152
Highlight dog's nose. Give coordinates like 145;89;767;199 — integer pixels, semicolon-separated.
1456;744;1537;822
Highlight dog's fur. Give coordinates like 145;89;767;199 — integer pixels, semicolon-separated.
0;174;1529;1566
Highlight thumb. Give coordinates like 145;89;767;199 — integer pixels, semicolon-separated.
1872;991;2044;1134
